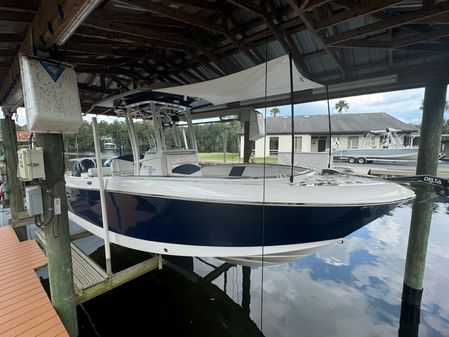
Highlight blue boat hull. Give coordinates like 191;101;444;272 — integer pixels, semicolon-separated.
66;187;397;248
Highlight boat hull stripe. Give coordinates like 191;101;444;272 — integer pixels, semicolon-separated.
67;187;397;247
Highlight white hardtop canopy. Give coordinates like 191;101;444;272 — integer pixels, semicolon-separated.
158;54;323;106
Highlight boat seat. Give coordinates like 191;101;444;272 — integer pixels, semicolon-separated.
87;167;112;177
229;166;245;176
171;163;202;176
110;158;134;176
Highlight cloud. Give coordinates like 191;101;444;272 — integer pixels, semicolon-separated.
273;87;449;124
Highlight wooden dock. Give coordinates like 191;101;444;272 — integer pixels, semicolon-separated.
34;229;108;296
0;226;68;337
34;228;164;304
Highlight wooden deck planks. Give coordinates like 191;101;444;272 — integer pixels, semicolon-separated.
0;226;68;337
34;228;108;292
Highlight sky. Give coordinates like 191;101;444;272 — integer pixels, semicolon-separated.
257;87;449;125
3;86;449;126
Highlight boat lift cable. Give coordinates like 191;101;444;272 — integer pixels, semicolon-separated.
289;53;294;183
326;85;332;169
260;2;269;331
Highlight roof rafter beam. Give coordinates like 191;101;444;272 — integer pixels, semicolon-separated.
223;18;259;65
74;26;190;51
164;0;221;13
0;33;24;42
315;0;403;31
0;0;39;12
325;1;449;45
116;0;225;33
226;0;310;76
287;0;346;76
62;56;136;67
226;0;263;16
0;10;34;22
302;0;333;12
227;14;264;63
81;20;196;46
64;44;166;59
77;83;117;94
88;9;188;28
0;0;102;107
333;27;449;51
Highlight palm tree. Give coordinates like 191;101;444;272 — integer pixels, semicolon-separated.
334;100;349;114
270;107;280;116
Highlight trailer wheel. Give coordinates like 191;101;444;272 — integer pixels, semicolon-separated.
357;157;366;164
348;157;356;163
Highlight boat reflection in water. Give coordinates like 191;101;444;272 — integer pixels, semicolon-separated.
76;241;263;337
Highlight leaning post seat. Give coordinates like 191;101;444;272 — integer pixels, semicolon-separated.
110;158;134;176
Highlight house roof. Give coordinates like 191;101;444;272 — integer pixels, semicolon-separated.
0;130;31;143
266;113;420;135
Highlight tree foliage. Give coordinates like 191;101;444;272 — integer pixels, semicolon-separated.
270;107;280;116
334;100;349;114
62;119;240;154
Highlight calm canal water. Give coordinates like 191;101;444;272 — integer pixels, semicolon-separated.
66;201;449;337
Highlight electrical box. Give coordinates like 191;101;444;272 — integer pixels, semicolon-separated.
17;148;46;181
25;186;43;216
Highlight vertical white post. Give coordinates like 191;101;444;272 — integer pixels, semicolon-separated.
185;109;197;152
126;114;140;175
92;117;112;276
151;102;164;153
182;128;189;149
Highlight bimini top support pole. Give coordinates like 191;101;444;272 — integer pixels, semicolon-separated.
92;117;112;277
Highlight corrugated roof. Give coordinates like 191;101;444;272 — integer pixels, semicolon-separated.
266;113;420;135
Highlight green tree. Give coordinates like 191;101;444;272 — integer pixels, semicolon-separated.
270;107;280;116
334;100;349;114
419;100;449;134
419;100;449;111
443;119;449;134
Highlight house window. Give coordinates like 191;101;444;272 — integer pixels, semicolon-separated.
348;136;359;149
269;137;279;156
294;136;302;152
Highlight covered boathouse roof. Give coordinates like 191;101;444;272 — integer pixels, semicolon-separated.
0;1;448;117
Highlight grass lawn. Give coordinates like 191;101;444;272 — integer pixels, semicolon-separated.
198;152;278;164
198;152;240;162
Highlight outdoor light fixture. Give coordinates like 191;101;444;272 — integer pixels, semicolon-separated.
57;0;102;45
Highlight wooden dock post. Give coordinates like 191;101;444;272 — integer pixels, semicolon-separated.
35;133;78;336
402;78;447;307
242;266;251;315
0;112;26;240
243;121;251;163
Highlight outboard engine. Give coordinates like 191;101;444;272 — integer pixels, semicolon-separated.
71;158;96;177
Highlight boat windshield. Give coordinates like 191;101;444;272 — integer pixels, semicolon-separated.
159;111;194;150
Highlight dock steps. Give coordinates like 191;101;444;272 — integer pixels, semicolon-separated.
34;228;164;303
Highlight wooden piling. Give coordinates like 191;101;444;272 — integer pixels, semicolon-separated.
402;79;448;306
242;266;251;315
243;121;251;163
35;133;78;336
1;113;26;240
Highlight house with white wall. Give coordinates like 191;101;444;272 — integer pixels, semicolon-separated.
240;113;419;158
